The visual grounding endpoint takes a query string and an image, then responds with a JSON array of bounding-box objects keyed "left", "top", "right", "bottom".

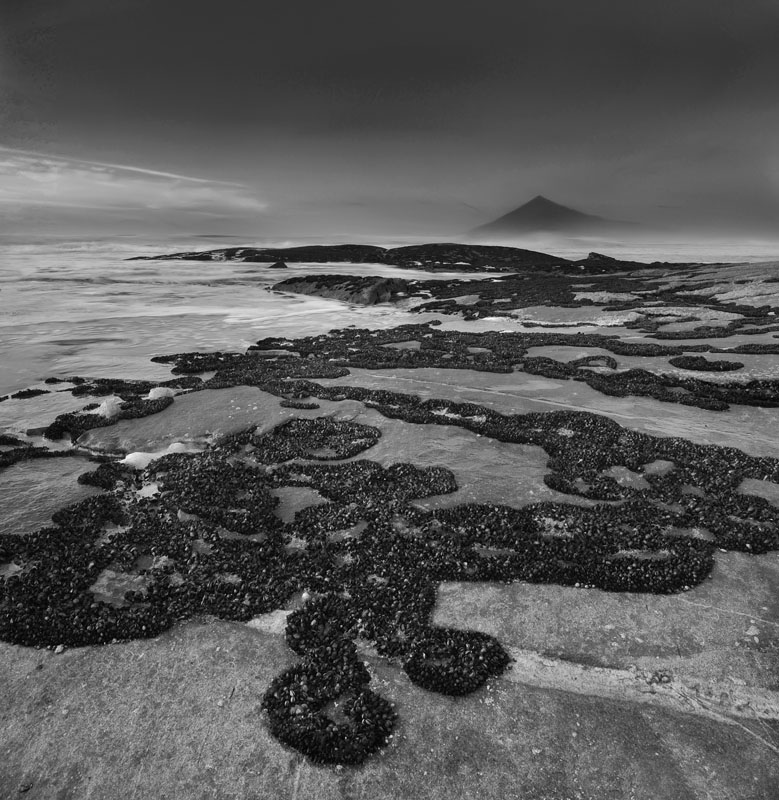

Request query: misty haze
[{"left": 1, "top": 2, "right": 779, "bottom": 799}]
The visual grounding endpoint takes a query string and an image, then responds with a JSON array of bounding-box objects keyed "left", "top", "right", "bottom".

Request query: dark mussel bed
[{"left": 3, "top": 322, "right": 779, "bottom": 765}]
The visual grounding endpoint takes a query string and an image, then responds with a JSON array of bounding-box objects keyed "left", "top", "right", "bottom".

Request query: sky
[{"left": 1, "top": 0, "right": 779, "bottom": 240}]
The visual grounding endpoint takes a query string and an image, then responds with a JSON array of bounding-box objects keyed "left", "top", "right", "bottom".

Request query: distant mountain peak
[
  {"left": 525, "top": 194, "right": 570, "bottom": 207},
  {"left": 471, "top": 195, "right": 631, "bottom": 237}
]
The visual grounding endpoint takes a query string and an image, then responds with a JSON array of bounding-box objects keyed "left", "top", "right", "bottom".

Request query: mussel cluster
[
  {"left": 40, "top": 376, "right": 201, "bottom": 442},
  {"left": 264, "top": 597, "right": 397, "bottom": 764},
  {"left": 77, "top": 460, "right": 135, "bottom": 490},
  {"left": 67, "top": 376, "right": 203, "bottom": 398},
  {"left": 246, "top": 323, "right": 779, "bottom": 411},
  {"left": 651, "top": 317, "right": 779, "bottom": 340},
  {"left": 4, "top": 390, "right": 779, "bottom": 764},
  {"left": 4, "top": 321, "right": 779, "bottom": 765},
  {"left": 220, "top": 417, "right": 381, "bottom": 463},
  {"left": 279, "top": 399, "right": 320, "bottom": 410},
  {"left": 668, "top": 355, "right": 744, "bottom": 372},
  {"left": 0, "top": 442, "right": 75, "bottom": 472},
  {"left": 263, "top": 638, "right": 397, "bottom": 765},
  {"left": 3, "top": 388, "right": 51, "bottom": 401}
]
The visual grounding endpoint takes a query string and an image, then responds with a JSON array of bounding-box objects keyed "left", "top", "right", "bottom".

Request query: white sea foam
[
  {"left": 144, "top": 386, "right": 175, "bottom": 401},
  {"left": 120, "top": 441, "right": 202, "bottom": 470},
  {"left": 95, "top": 396, "right": 124, "bottom": 418}
]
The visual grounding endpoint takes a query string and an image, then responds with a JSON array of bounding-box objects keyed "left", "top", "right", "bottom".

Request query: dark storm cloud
[{"left": 2, "top": 0, "right": 778, "bottom": 235}]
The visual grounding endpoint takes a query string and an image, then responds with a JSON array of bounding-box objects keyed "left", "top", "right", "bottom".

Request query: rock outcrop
[
  {"left": 129, "top": 242, "right": 569, "bottom": 271},
  {"left": 273, "top": 275, "right": 406, "bottom": 305}
]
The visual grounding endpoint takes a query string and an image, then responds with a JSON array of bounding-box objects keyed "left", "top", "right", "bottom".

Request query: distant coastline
[{"left": 129, "top": 241, "right": 696, "bottom": 273}]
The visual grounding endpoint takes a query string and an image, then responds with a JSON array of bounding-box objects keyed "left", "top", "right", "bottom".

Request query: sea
[{"left": 2, "top": 234, "right": 779, "bottom": 402}]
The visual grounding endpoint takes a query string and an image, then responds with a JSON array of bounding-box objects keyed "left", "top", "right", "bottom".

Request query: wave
[{"left": 18, "top": 275, "right": 273, "bottom": 287}]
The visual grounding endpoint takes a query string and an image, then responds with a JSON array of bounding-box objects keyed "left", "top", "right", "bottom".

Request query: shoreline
[{"left": 2, "top": 248, "right": 779, "bottom": 792}]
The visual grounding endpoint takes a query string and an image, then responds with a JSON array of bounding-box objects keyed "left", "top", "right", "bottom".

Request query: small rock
[{"left": 54, "top": 644, "right": 65, "bottom": 655}]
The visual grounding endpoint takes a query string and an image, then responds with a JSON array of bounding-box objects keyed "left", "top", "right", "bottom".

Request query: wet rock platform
[{"left": 2, "top": 254, "right": 779, "bottom": 798}]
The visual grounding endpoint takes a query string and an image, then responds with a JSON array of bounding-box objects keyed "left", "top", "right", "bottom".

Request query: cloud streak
[
  {"left": 0, "top": 147, "right": 267, "bottom": 216},
  {"left": 2, "top": 2, "right": 779, "bottom": 237}
]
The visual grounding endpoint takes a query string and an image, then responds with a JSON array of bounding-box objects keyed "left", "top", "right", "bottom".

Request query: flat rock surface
[
  {"left": 5, "top": 256, "right": 779, "bottom": 798},
  {"left": 2, "top": 620, "right": 778, "bottom": 800},
  {"left": 319, "top": 367, "right": 779, "bottom": 455},
  {"left": 434, "top": 551, "right": 779, "bottom": 688},
  {"left": 78, "top": 386, "right": 318, "bottom": 453}
]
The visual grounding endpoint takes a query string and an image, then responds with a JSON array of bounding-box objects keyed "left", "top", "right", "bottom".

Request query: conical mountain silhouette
[{"left": 471, "top": 195, "right": 630, "bottom": 236}]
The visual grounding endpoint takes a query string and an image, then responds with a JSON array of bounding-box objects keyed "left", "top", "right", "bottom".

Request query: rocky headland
[
  {"left": 130, "top": 242, "right": 691, "bottom": 273},
  {"left": 274, "top": 275, "right": 407, "bottom": 305}
]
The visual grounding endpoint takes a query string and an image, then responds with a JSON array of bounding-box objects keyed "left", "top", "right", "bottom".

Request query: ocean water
[
  {"left": 0, "top": 239, "right": 467, "bottom": 396},
  {"left": 2, "top": 236, "right": 778, "bottom": 401}
]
